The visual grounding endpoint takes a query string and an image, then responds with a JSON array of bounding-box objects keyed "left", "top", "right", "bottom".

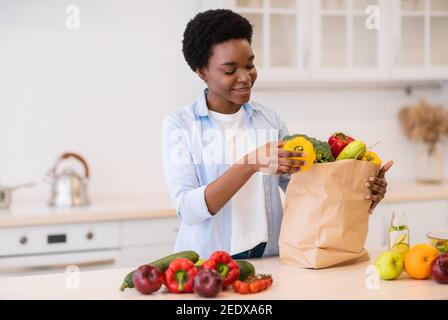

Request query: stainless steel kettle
[{"left": 47, "top": 152, "right": 90, "bottom": 207}]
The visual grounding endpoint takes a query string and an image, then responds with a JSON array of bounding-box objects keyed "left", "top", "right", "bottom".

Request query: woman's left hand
[{"left": 366, "top": 161, "right": 394, "bottom": 214}]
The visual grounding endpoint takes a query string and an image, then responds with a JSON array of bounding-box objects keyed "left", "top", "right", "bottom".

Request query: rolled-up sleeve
[
  {"left": 277, "top": 112, "right": 291, "bottom": 193},
  {"left": 161, "top": 114, "right": 213, "bottom": 225}
]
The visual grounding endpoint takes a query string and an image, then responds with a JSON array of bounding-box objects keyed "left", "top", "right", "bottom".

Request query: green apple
[
  {"left": 391, "top": 243, "right": 409, "bottom": 259},
  {"left": 374, "top": 252, "right": 404, "bottom": 280}
]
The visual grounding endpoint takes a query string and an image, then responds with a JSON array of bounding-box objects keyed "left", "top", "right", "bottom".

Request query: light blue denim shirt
[{"left": 161, "top": 90, "right": 290, "bottom": 259}]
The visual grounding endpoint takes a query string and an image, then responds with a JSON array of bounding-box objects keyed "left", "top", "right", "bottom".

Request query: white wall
[
  {"left": 0, "top": 0, "right": 204, "bottom": 199},
  {"left": 252, "top": 84, "right": 448, "bottom": 183},
  {"left": 1, "top": 0, "right": 447, "bottom": 202}
]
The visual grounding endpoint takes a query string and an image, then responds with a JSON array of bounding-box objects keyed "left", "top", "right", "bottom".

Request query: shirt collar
[{"left": 193, "top": 88, "right": 259, "bottom": 119}]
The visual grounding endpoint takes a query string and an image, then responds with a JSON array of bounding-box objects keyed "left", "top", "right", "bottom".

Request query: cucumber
[
  {"left": 236, "top": 260, "right": 256, "bottom": 281},
  {"left": 119, "top": 250, "right": 199, "bottom": 291}
]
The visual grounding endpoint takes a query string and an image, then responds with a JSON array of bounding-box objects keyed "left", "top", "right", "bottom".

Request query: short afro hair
[{"left": 182, "top": 9, "right": 253, "bottom": 72}]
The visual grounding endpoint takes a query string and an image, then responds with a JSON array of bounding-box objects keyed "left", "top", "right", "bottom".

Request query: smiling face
[{"left": 196, "top": 39, "right": 257, "bottom": 114}]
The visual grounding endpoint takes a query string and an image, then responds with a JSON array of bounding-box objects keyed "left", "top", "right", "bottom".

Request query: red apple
[
  {"left": 132, "top": 265, "right": 163, "bottom": 294},
  {"left": 194, "top": 268, "right": 222, "bottom": 298},
  {"left": 431, "top": 253, "right": 448, "bottom": 284}
]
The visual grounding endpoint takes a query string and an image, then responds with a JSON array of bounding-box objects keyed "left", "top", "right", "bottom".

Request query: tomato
[
  {"left": 249, "top": 281, "right": 261, "bottom": 293},
  {"left": 262, "top": 279, "right": 269, "bottom": 290},
  {"left": 258, "top": 279, "right": 266, "bottom": 291},
  {"left": 232, "top": 274, "right": 273, "bottom": 295},
  {"left": 232, "top": 280, "right": 241, "bottom": 291},
  {"left": 239, "top": 282, "right": 250, "bottom": 294}
]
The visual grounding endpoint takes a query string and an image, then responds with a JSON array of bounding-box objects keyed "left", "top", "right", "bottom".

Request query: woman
[{"left": 161, "top": 9, "right": 392, "bottom": 260}]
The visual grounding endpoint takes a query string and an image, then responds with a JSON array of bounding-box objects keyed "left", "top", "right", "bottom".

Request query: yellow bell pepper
[
  {"left": 362, "top": 150, "right": 382, "bottom": 166},
  {"left": 283, "top": 137, "right": 316, "bottom": 173}
]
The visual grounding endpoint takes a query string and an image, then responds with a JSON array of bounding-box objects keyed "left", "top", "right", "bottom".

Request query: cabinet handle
[
  {"left": 303, "top": 49, "right": 310, "bottom": 68},
  {"left": 0, "top": 259, "right": 116, "bottom": 274},
  {"left": 86, "top": 232, "right": 94, "bottom": 240},
  {"left": 19, "top": 236, "right": 28, "bottom": 245}
]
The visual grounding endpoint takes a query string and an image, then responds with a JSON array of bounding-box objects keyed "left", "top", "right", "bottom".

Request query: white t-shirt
[{"left": 209, "top": 106, "right": 268, "bottom": 255}]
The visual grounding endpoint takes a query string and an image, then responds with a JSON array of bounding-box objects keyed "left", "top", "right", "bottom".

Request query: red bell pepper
[
  {"left": 328, "top": 132, "right": 355, "bottom": 159},
  {"left": 163, "top": 258, "right": 198, "bottom": 293},
  {"left": 202, "top": 251, "right": 240, "bottom": 289}
]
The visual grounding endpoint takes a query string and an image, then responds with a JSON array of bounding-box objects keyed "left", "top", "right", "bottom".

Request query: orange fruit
[{"left": 404, "top": 244, "right": 440, "bottom": 279}]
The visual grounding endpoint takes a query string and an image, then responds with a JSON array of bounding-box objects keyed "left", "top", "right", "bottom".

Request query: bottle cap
[{"left": 391, "top": 211, "right": 406, "bottom": 227}]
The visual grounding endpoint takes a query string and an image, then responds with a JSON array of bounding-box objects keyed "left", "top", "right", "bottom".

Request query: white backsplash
[{"left": 253, "top": 86, "right": 448, "bottom": 185}]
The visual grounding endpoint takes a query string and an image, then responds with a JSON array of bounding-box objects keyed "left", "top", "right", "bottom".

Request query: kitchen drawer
[
  {"left": 120, "top": 218, "right": 179, "bottom": 247},
  {"left": 119, "top": 244, "right": 175, "bottom": 268},
  {"left": 0, "top": 249, "right": 120, "bottom": 277},
  {"left": 0, "top": 222, "right": 120, "bottom": 257},
  {"left": 365, "top": 207, "right": 387, "bottom": 249}
]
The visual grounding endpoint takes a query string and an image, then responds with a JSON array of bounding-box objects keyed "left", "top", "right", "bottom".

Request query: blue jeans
[{"left": 231, "top": 242, "right": 267, "bottom": 259}]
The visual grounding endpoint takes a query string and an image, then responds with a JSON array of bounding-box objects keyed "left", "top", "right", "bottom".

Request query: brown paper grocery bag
[{"left": 279, "top": 159, "right": 380, "bottom": 269}]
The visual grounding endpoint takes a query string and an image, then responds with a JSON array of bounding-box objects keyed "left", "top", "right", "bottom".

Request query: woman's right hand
[{"left": 241, "top": 141, "right": 307, "bottom": 175}]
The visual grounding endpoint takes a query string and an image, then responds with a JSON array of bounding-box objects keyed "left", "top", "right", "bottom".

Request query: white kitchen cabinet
[
  {"left": 365, "top": 199, "right": 448, "bottom": 248},
  {"left": 391, "top": 0, "right": 448, "bottom": 80},
  {"left": 120, "top": 218, "right": 179, "bottom": 247},
  {"left": 229, "top": 0, "right": 310, "bottom": 82},
  {"left": 310, "top": 0, "right": 389, "bottom": 81},
  {"left": 0, "top": 222, "right": 122, "bottom": 276},
  {"left": 1, "top": 195, "right": 446, "bottom": 276},
  {"left": 0, "top": 222, "right": 120, "bottom": 257},
  {"left": 0, "top": 250, "right": 121, "bottom": 277},
  {"left": 119, "top": 244, "right": 175, "bottom": 268},
  {"left": 226, "top": 0, "right": 448, "bottom": 86},
  {"left": 365, "top": 205, "right": 387, "bottom": 248},
  {"left": 0, "top": 217, "right": 180, "bottom": 276},
  {"left": 119, "top": 218, "right": 179, "bottom": 267}
]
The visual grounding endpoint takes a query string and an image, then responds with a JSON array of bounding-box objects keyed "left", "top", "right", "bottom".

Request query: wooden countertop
[
  {"left": 0, "top": 250, "right": 446, "bottom": 300},
  {"left": 0, "top": 181, "right": 447, "bottom": 228},
  {"left": 0, "top": 194, "right": 177, "bottom": 228},
  {"left": 382, "top": 181, "right": 448, "bottom": 203}
]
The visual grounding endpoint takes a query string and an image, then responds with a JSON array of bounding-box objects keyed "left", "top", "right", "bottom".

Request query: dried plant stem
[{"left": 399, "top": 99, "right": 448, "bottom": 155}]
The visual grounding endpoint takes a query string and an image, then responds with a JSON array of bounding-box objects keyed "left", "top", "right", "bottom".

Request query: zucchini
[
  {"left": 150, "top": 250, "right": 200, "bottom": 271},
  {"left": 119, "top": 250, "right": 199, "bottom": 291},
  {"left": 236, "top": 260, "right": 256, "bottom": 281}
]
